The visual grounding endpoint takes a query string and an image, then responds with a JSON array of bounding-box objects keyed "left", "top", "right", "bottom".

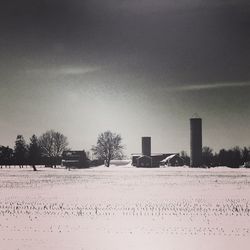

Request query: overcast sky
[{"left": 0, "top": 0, "right": 250, "bottom": 155}]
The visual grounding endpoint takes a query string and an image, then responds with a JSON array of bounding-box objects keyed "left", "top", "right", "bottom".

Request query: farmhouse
[{"left": 62, "top": 150, "right": 89, "bottom": 168}]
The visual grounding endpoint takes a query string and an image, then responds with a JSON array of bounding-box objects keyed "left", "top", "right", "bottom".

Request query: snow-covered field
[{"left": 0, "top": 164, "right": 250, "bottom": 250}]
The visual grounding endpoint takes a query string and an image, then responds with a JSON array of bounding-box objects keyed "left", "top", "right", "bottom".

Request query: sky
[{"left": 0, "top": 0, "right": 250, "bottom": 156}]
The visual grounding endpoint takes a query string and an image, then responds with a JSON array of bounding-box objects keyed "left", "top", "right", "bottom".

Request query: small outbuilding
[
  {"left": 132, "top": 155, "right": 140, "bottom": 166},
  {"left": 160, "top": 154, "right": 184, "bottom": 167}
]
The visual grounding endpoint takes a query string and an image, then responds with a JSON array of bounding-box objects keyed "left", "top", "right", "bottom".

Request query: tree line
[
  {"left": 181, "top": 146, "right": 250, "bottom": 168},
  {"left": 1, "top": 129, "right": 249, "bottom": 169},
  {"left": 0, "top": 130, "right": 124, "bottom": 170},
  {"left": 0, "top": 130, "right": 69, "bottom": 171},
  {"left": 202, "top": 146, "right": 250, "bottom": 168}
]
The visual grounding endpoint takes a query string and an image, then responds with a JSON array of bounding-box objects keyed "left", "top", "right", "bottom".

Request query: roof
[
  {"left": 160, "top": 154, "right": 178, "bottom": 162},
  {"left": 138, "top": 155, "right": 152, "bottom": 159},
  {"left": 62, "top": 160, "right": 79, "bottom": 163},
  {"left": 131, "top": 153, "right": 176, "bottom": 156},
  {"left": 63, "top": 150, "right": 84, "bottom": 154}
]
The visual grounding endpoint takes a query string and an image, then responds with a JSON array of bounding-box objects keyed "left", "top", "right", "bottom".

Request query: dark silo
[
  {"left": 142, "top": 137, "right": 151, "bottom": 157},
  {"left": 190, "top": 118, "right": 202, "bottom": 167}
]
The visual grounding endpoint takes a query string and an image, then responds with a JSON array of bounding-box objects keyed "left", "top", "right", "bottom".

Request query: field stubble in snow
[{"left": 0, "top": 165, "right": 250, "bottom": 250}]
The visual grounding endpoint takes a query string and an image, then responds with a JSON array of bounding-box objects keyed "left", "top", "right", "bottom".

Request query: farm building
[
  {"left": 133, "top": 153, "right": 179, "bottom": 168},
  {"left": 132, "top": 155, "right": 140, "bottom": 166},
  {"left": 136, "top": 155, "right": 152, "bottom": 167},
  {"left": 62, "top": 150, "right": 90, "bottom": 168},
  {"left": 132, "top": 137, "right": 180, "bottom": 168},
  {"left": 159, "top": 154, "right": 184, "bottom": 167}
]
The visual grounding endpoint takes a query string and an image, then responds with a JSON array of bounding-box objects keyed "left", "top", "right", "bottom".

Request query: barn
[
  {"left": 136, "top": 155, "right": 152, "bottom": 167},
  {"left": 62, "top": 150, "right": 89, "bottom": 169},
  {"left": 132, "top": 137, "right": 180, "bottom": 168},
  {"left": 159, "top": 154, "right": 184, "bottom": 167}
]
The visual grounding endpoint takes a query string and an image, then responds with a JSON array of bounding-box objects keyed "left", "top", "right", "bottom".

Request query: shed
[{"left": 160, "top": 154, "right": 184, "bottom": 166}]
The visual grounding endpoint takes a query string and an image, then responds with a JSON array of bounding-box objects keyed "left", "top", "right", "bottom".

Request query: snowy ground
[{"left": 0, "top": 164, "right": 250, "bottom": 250}]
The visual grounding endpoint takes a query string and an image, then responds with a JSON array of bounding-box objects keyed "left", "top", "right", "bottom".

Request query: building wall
[
  {"left": 132, "top": 155, "right": 140, "bottom": 166},
  {"left": 168, "top": 155, "right": 184, "bottom": 166},
  {"left": 133, "top": 154, "right": 175, "bottom": 168},
  {"left": 62, "top": 150, "right": 89, "bottom": 168},
  {"left": 152, "top": 154, "right": 169, "bottom": 167},
  {"left": 137, "top": 156, "right": 152, "bottom": 167}
]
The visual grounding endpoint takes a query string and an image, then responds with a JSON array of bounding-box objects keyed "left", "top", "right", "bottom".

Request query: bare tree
[
  {"left": 91, "top": 131, "right": 124, "bottom": 167},
  {"left": 202, "top": 146, "right": 214, "bottom": 166},
  {"left": 242, "top": 147, "right": 250, "bottom": 164},
  {"left": 180, "top": 150, "right": 190, "bottom": 166},
  {"left": 39, "top": 130, "right": 69, "bottom": 167},
  {"left": 39, "top": 131, "right": 54, "bottom": 158},
  {"left": 53, "top": 132, "right": 69, "bottom": 156}
]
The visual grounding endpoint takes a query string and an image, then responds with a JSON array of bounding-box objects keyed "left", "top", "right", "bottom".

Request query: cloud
[
  {"left": 164, "top": 81, "right": 250, "bottom": 92},
  {"left": 26, "top": 66, "right": 98, "bottom": 76},
  {"left": 1, "top": 0, "right": 250, "bottom": 86},
  {"left": 55, "top": 67, "right": 98, "bottom": 76}
]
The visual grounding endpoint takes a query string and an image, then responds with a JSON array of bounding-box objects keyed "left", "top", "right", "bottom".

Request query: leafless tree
[
  {"left": 91, "top": 131, "right": 124, "bottom": 167},
  {"left": 180, "top": 150, "right": 190, "bottom": 165},
  {"left": 202, "top": 146, "right": 214, "bottom": 166},
  {"left": 53, "top": 132, "right": 69, "bottom": 156},
  {"left": 39, "top": 130, "right": 69, "bottom": 167}
]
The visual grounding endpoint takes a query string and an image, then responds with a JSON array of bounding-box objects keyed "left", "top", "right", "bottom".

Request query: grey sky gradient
[{"left": 0, "top": 0, "right": 250, "bottom": 155}]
